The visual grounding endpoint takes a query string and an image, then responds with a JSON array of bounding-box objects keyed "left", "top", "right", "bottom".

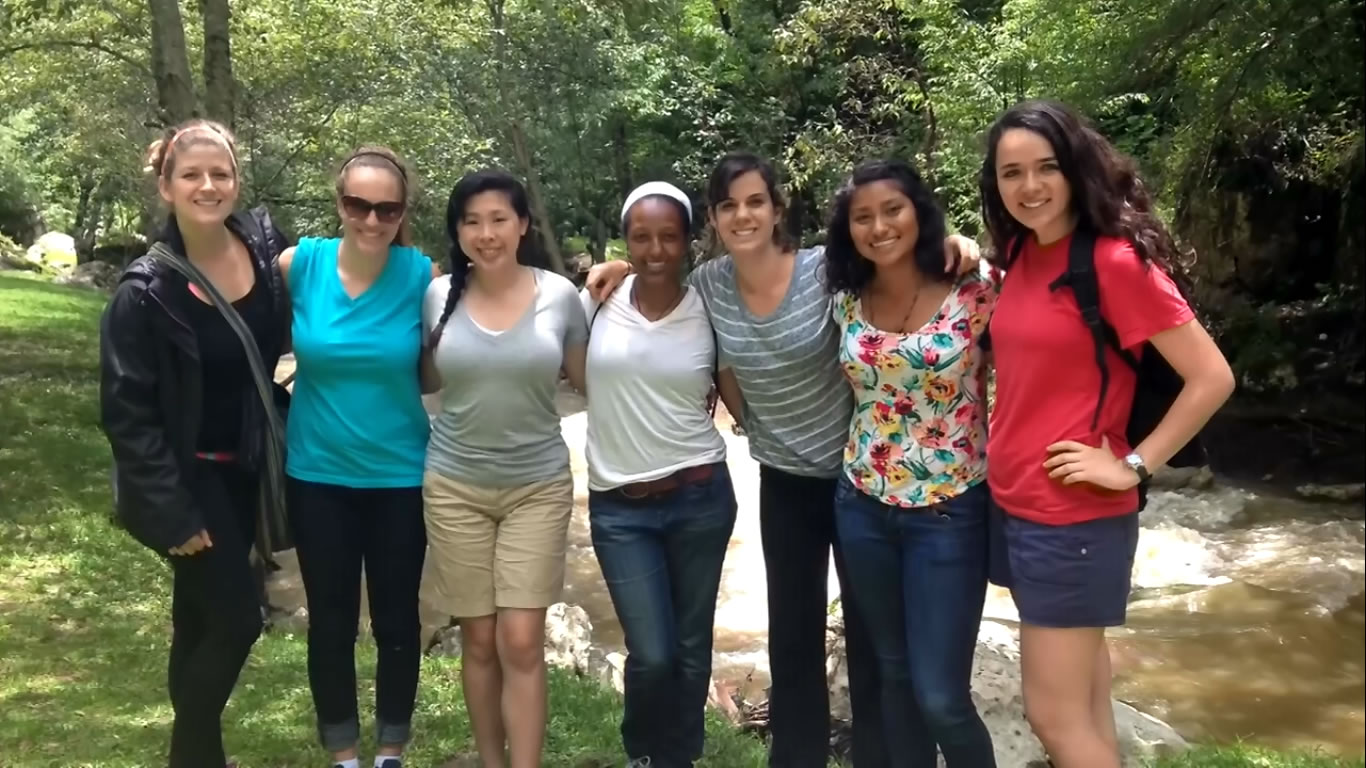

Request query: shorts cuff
[{"left": 496, "top": 590, "right": 561, "bottom": 611}]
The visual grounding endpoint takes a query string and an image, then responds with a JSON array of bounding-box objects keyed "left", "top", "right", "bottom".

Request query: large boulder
[
  {"left": 825, "top": 618, "right": 1189, "bottom": 767},
  {"left": 25, "top": 232, "right": 77, "bottom": 274}
]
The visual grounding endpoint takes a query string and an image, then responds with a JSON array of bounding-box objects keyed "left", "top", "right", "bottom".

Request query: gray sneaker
[{"left": 626, "top": 759, "right": 652, "bottom": 768}]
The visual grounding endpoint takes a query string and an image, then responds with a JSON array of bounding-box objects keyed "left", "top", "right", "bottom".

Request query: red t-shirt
[{"left": 987, "top": 233, "right": 1194, "bottom": 525}]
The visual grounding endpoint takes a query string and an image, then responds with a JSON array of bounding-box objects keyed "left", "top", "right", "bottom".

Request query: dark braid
[{"left": 429, "top": 245, "right": 469, "bottom": 348}]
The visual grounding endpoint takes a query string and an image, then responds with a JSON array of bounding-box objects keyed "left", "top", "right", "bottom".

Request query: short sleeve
[
  {"left": 413, "top": 248, "right": 435, "bottom": 288},
  {"left": 1094, "top": 237, "right": 1195, "bottom": 350},
  {"left": 290, "top": 237, "right": 318, "bottom": 296},
  {"left": 559, "top": 278, "right": 589, "bottom": 346},
  {"left": 579, "top": 287, "right": 600, "bottom": 332},
  {"left": 423, "top": 275, "right": 451, "bottom": 335}
]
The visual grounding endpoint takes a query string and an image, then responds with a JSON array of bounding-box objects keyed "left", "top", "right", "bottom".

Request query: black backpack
[{"left": 1008, "top": 230, "right": 1208, "bottom": 508}]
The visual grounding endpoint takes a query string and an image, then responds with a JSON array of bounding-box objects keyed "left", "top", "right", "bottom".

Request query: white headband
[{"left": 621, "top": 181, "right": 693, "bottom": 228}]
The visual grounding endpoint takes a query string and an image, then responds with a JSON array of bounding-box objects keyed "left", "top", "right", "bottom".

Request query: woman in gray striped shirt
[{"left": 588, "top": 152, "right": 979, "bottom": 767}]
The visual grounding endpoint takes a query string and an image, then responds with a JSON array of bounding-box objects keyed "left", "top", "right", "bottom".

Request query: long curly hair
[
  {"left": 823, "top": 158, "right": 949, "bottom": 295},
  {"left": 979, "top": 99, "right": 1187, "bottom": 278}
]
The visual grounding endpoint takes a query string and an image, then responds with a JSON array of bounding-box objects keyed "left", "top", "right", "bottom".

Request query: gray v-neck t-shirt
[
  {"left": 688, "top": 246, "right": 852, "bottom": 477},
  {"left": 423, "top": 267, "right": 589, "bottom": 487}
]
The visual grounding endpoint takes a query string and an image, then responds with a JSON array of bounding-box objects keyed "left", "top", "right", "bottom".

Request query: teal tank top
[{"left": 285, "top": 237, "right": 432, "bottom": 487}]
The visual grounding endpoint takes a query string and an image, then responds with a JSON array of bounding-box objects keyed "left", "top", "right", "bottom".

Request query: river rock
[
  {"left": 544, "top": 602, "right": 594, "bottom": 671},
  {"left": 55, "top": 260, "right": 120, "bottom": 291},
  {"left": 25, "top": 232, "right": 77, "bottom": 273},
  {"left": 585, "top": 645, "right": 627, "bottom": 694},
  {"left": 1295, "top": 482, "right": 1366, "bottom": 502},
  {"left": 1151, "top": 465, "right": 1215, "bottom": 490},
  {"left": 825, "top": 614, "right": 853, "bottom": 720},
  {"left": 824, "top": 619, "right": 1188, "bottom": 767}
]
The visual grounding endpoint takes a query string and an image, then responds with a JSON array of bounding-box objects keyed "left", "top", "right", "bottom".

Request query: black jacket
[{"left": 99, "top": 206, "right": 291, "bottom": 554}]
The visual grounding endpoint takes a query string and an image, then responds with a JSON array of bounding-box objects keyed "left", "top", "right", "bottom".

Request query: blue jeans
[
  {"left": 589, "top": 463, "right": 738, "bottom": 767},
  {"left": 834, "top": 478, "right": 996, "bottom": 768}
]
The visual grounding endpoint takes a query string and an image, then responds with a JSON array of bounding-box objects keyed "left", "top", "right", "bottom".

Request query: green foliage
[{"left": 0, "top": 0, "right": 1361, "bottom": 379}]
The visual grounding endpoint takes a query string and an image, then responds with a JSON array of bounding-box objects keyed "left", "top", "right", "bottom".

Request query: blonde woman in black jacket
[{"left": 98, "top": 118, "right": 290, "bottom": 768}]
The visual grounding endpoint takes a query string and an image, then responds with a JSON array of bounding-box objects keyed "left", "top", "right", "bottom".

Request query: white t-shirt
[{"left": 580, "top": 275, "right": 727, "bottom": 491}]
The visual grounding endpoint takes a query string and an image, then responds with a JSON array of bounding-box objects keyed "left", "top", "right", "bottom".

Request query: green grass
[
  {"left": 1, "top": 273, "right": 1361, "bottom": 768},
  {"left": 0, "top": 275, "right": 768, "bottom": 767},
  {"left": 1158, "top": 746, "right": 1365, "bottom": 768}
]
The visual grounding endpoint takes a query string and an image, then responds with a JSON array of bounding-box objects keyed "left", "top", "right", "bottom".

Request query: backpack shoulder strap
[{"left": 1047, "top": 228, "right": 1123, "bottom": 431}]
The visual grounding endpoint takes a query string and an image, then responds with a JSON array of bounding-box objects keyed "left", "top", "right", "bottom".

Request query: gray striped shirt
[{"left": 688, "top": 247, "right": 851, "bottom": 477}]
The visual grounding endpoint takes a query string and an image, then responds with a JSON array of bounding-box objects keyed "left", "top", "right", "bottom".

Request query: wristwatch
[{"left": 1123, "top": 452, "right": 1151, "bottom": 484}]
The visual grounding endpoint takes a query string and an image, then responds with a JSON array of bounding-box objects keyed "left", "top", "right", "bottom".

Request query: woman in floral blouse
[{"left": 823, "top": 158, "right": 998, "bottom": 768}]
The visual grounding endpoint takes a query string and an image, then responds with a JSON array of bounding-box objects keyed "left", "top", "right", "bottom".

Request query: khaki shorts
[{"left": 421, "top": 469, "right": 574, "bottom": 618}]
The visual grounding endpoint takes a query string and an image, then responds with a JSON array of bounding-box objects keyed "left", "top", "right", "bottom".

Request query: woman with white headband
[{"left": 579, "top": 181, "right": 736, "bottom": 768}]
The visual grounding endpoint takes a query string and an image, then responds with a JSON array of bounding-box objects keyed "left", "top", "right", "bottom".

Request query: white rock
[
  {"left": 26, "top": 232, "right": 77, "bottom": 273},
  {"left": 544, "top": 602, "right": 594, "bottom": 673},
  {"left": 824, "top": 619, "right": 1188, "bottom": 767}
]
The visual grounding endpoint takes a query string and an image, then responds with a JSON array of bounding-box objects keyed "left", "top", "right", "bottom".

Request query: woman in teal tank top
[{"left": 278, "top": 145, "right": 437, "bottom": 768}]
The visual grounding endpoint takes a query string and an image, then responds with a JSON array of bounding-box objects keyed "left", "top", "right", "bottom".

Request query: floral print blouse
[{"left": 834, "top": 269, "right": 999, "bottom": 507}]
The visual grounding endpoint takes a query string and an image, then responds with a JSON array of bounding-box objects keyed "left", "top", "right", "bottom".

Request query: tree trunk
[
  {"left": 200, "top": 0, "right": 235, "bottom": 127},
  {"left": 592, "top": 215, "right": 607, "bottom": 263},
  {"left": 508, "top": 120, "right": 567, "bottom": 274},
  {"left": 147, "top": 0, "right": 198, "bottom": 124},
  {"left": 72, "top": 174, "right": 98, "bottom": 263},
  {"left": 612, "top": 114, "right": 632, "bottom": 201}
]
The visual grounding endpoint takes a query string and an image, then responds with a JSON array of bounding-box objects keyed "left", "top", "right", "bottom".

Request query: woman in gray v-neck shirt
[{"left": 419, "top": 169, "right": 588, "bottom": 768}]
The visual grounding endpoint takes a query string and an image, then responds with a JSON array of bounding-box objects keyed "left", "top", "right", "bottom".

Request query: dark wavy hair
[
  {"left": 979, "top": 99, "right": 1184, "bottom": 276},
  {"left": 706, "top": 151, "right": 795, "bottom": 250},
  {"left": 823, "top": 159, "right": 948, "bottom": 295},
  {"left": 427, "top": 169, "right": 548, "bottom": 347}
]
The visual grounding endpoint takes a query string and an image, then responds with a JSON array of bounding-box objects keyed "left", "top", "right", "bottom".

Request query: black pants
[
  {"left": 167, "top": 459, "right": 263, "bottom": 768},
  {"left": 759, "top": 465, "right": 887, "bottom": 768},
  {"left": 286, "top": 478, "right": 426, "bottom": 751}
]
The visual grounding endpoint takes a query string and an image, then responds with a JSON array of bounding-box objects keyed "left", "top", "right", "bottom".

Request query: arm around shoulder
[{"left": 584, "top": 259, "right": 631, "bottom": 301}]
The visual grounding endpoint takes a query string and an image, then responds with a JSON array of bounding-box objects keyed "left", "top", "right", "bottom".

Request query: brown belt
[{"left": 615, "top": 463, "right": 718, "bottom": 500}]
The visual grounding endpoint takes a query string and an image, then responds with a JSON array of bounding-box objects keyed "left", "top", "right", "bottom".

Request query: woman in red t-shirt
[{"left": 978, "top": 100, "right": 1235, "bottom": 768}]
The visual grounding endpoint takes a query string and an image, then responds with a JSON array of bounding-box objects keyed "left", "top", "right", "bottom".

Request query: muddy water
[{"left": 558, "top": 402, "right": 1366, "bottom": 756}]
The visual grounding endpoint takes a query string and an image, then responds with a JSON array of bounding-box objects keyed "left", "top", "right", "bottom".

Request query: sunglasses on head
[{"left": 340, "top": 195, "right": 405, "bottom": 224}]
